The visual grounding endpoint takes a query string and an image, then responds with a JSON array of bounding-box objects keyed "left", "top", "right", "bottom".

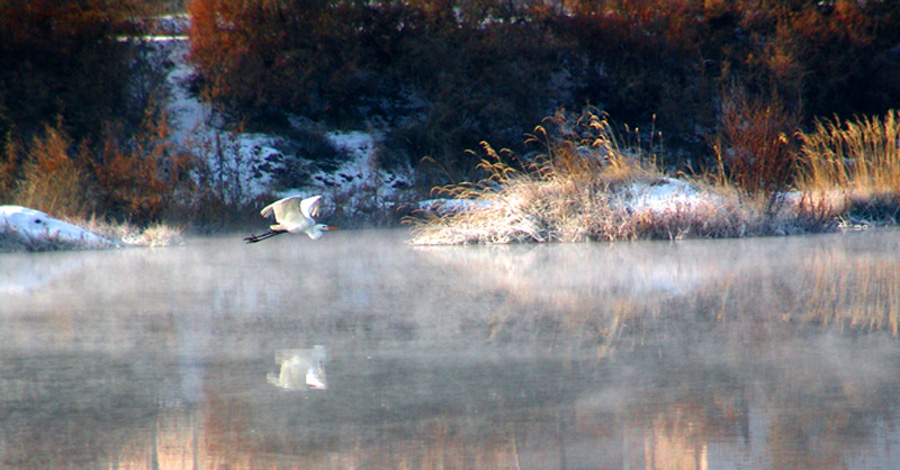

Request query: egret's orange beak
[{"left": 326, "top": 226, "right": 339, "bottom": 231}]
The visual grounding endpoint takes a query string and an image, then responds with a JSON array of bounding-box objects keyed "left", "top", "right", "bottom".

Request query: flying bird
[{"left": 244, "top": 195, "right": 337, "bottom": 243}]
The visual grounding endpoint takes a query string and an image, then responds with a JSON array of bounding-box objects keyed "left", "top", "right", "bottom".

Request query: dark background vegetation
[
  {"left": 187, "top": 0, "right": 900, "bottom": 175},
  {"left": 2, "top": 0, "right": 899, "bottom": 226}
]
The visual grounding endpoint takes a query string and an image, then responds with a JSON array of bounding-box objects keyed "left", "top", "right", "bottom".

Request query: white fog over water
[{"left": 2, "top": 228, "right": 900, "bottom": 468}]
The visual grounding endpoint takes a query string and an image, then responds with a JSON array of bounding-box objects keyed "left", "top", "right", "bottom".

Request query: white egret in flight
[{"left": 244, "top": 195, "right": 337, "bottom": 243}]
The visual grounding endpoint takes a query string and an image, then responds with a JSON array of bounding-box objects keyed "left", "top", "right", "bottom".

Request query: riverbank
[
  {"left": 408, "top": 111, "right": 900, "bottom": 245},
  {"left": 0, "top": 206, "right": 183, "bottom": 252}
]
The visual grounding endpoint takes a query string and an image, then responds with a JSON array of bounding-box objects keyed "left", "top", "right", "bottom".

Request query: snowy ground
[
  {"left": 418, "top": 177, "right": 721, "bottom": 215},
  {"left": 154, "top": 28, "right": 415, "bottom": 215},
  {"left": 0, "top": 206, "right": 113, "bottom": 250}
]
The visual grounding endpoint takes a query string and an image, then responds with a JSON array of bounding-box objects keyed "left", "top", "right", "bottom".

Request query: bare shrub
[
  {"left": 181, "top": 123, "right": 273, "bottom": 230},
  {"left": 712, "top": 87, "right": 799, "bottom": 212},
  {"left": 1, "top": 131, "right": 20, "bottom": 197}
]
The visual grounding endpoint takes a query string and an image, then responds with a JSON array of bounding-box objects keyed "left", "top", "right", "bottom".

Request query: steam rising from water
[{"left": 1, "top": 228, "right": 900, "bottom": 468}]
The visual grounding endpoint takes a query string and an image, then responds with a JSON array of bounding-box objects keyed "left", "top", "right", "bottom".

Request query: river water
[{"left": 1, "top": 228, "right": 899, "bottom": 469}]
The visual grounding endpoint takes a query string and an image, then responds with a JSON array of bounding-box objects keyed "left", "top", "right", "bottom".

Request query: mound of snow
[
  {"left": 0, "top": 206, "right": 112, "bottom": 248},
  {"left": 417, "top": 178, "right": 718, "bottom": 215},
  {"left": 619, "top": 178, "right": 715, "bottom": 212}
]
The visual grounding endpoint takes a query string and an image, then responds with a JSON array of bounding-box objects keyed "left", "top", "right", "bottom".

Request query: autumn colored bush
[
  {"left": 10, "top": 121, "right": 92, "bottom": 220},
  {"left": 0, "top": 131, "right": 19, "bottom": 197},
  {"left": 712, "top": 87, "right": 799, "bottom": 211},
  {"left": 187, "top": 0, "right": 570, "bottom": 184},
  {"left": 1, "top": 110, "right": 196, "bottom": 227},
  {"left": 186, "top": 0, "right": 900, "bottom": 186},
  {"left": 93, "top": 112, "right": 197, "bottom": 225}
]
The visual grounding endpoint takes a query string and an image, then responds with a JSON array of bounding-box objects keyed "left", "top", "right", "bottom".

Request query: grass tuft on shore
[
  {"left": 796, "top": 110, "right": 900, "bottom": 226},
  {"left": 91, "top": 220, "right": 186, "bottom": 248},
  {"left": 409, "top": 109, "right": 900, "bottom": 245},
  {"left": 409, "top": 111, "right": 781, "bottom": 245}
]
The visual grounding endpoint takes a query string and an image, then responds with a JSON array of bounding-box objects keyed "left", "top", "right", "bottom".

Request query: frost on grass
[
  {"left": 407, "top": 111, "right": 836, "bottom": 246},
  {"left": 409, "top": 175, "right": 757, "bottom": 245}
]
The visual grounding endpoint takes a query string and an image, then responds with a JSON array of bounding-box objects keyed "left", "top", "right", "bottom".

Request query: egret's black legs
[{"left": 244, "top": 230, "right": 285, "bottom": 243}]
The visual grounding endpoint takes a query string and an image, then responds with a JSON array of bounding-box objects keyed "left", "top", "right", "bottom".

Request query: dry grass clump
[
  {"left": 409, "top": 111, "right": 766, "bottom": 245},
  {"left": 796, "top": 110, "right": 900, "bottom": 225},
  {"left": 88, "top": 220, "right": 185, "bottom": 248}
]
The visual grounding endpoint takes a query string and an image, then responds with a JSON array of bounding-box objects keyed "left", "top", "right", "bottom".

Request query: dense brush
[{"left": 408, "top": 111, "right": 772, "bottom": 245}]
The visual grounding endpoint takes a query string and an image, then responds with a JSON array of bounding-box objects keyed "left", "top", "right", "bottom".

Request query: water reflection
[
  {"left": 267, "top": 345, "right": 328, "bottom": 391},
  {"left": 1, "top": 229, "right": 899, "bottom": 468}
]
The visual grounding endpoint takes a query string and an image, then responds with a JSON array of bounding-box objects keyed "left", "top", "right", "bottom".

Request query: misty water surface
[{"left": 2, "top": 228, "right": 900, "bottom": 469}]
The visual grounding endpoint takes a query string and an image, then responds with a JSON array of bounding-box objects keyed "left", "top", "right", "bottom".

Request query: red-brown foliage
[
  {"left": 713, "top": 87, "right": 799, "bottom": 208},
  {"left": 184, "top": 0, "right": 895, "bottom": 180},
  {"left": 11, "top": 121, "right": 91, "bottom": 220},
  {"left": 93, "top": 113, "right": 195, "bottom": 224}
]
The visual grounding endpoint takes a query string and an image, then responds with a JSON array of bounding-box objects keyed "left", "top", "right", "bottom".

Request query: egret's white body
[{"left": 244, "top": 195, "right": 336, "bottom": 243}]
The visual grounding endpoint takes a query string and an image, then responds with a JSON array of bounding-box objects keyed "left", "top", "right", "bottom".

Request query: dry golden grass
[
  {"left": 796, "top": 110, "right": 900, "bottom": 225},
  {"left": 89, "top": 219, "right": 186, "bottom": 248},
  {"left": 408, "top": 111, "right": 821, "bottom": 245},
  {"left": 411, "top": 107, "right": 900, "bottom": 245},
  {"left": 12, "top": 122, "right": 93, "bottom": 221},
  {"left": 409, "top": 111, "right": 662, "bottom": 244}
]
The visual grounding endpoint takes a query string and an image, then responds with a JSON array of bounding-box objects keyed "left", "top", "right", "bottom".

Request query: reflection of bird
[
  {"left": 244, "top": 195, "right": 337, "bottom": 243},
  {"left": 267, "top": 346, "right": 328, "bottom": 391}
]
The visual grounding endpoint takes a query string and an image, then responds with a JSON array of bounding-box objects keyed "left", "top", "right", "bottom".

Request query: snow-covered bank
[
  {"left": 0, "top": 206, "right": 185, "bottom": 252},
  {"left": 418, "top": 178, "right": 718, "bottom": 215},
  {"left": 147, "top": 33, "right": 417, "bottom": 218},
  {"left": 0, "top": 206, "right": 114, "bottom": 252}
]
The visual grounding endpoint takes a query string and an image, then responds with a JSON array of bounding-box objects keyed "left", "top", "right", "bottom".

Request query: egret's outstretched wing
[
  {"left": 300, "top": 195, "right": 323, "bottom": 218},
  {"left": 260, "top": 197, "right": 286, "bottom": 218},
  {"left": 261, "top": 196, "right": 304, "bottom": 224}
]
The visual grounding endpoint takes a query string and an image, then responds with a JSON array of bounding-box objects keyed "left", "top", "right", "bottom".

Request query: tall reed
[
  {"left": 409, "top": 110, "right": 673, "bottom": 244},
  {"left": 796, "top": 110, "right": 900, "bottom": 222}
]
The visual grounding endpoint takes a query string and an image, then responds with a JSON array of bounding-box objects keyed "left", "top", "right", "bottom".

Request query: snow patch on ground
[
  {"left": 0, "top": 206, "right": 112, "bottom": 248},
  {"left": 326, "top": 131, "right": 412, "bottom": 193},
  {"left": 417, "top": 178, "right": 720, "bottom": 215},
  {"left": 618, "top": 178, "right": 716, "bottom": 212},
  {"left": 162, "top": 37, "right": 207, "bottom": 145},
  {"left": 149, "top": 36, "right": 413, "bottom": 210},
  {"left": 417, "top": 198, "right": 494, "bottom": 214},
  {"left": 265, "top": 130, "right": 415, "bottom": 222}
]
